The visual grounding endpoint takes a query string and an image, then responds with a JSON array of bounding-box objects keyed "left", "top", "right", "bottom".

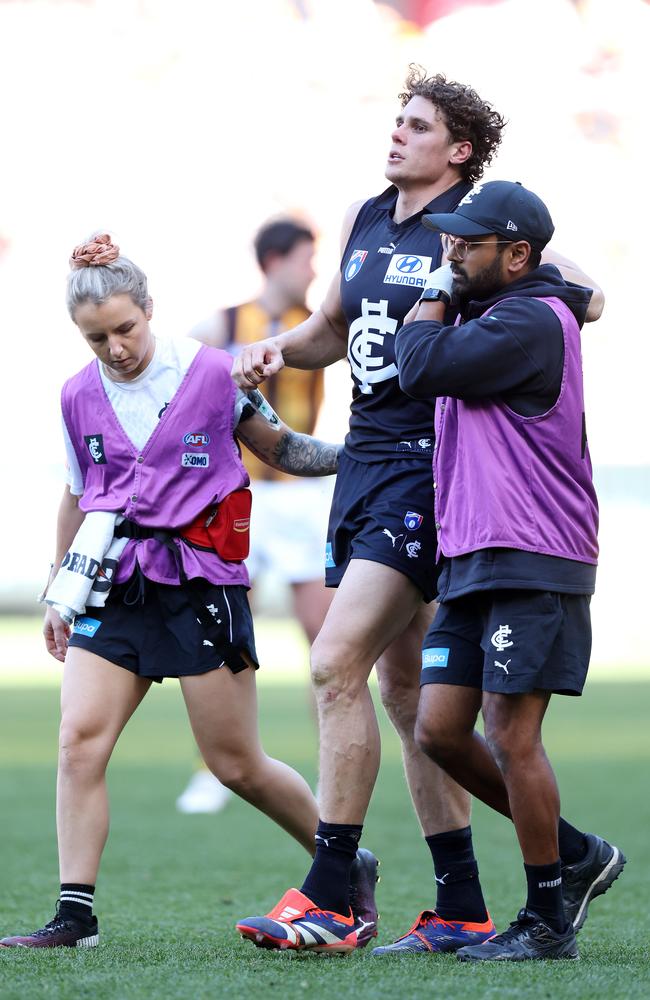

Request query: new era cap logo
[{"left": 506, "top": 220, "right": 518, "bottom": 232}]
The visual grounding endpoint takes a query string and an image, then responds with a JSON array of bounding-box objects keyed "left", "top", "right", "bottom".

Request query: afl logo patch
[
  {"left": 345, "top": 249, "right": 368, "bottom": 282},
  {"left": 84, "top": 434, "right": 106, "bottom": 464},
  {"left": 404, "top": 511, "right": 423, "bottom": 531},
  {"left": 183, "top": 432, "right": 210, "bottom": 447}
]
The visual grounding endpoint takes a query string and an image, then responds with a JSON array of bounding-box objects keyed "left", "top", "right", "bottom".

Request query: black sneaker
[
  {"left": 349, "top": 848, "right": 380, "bottom": 947},
  {"left": 562, "top": 833, "right": 626, "bottom": 931},
  {"left": 456, "top": 908, "right": 578, "bottom": 962},
  {"left": 0, "top": 908, "right": 99, "bottom": 949}
]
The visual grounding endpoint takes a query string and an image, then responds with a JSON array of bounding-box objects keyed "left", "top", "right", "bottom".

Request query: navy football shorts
[
  {"left": 420, "top": 589, "right": 591, "bottom": 696},
  {"left": 68, "top": 577, "right": 259, "bottom": 682},
  {"left": 325, "top": 452, "right": 439, "bottom": 602}
]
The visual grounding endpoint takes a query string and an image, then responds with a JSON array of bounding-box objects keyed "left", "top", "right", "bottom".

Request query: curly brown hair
[{"left": 399, "top": 65, "right": 505, "bottom": 184}]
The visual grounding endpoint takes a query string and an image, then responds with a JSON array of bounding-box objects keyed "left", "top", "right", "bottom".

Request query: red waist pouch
[{"left": 181, "top": 488, "right": 252, "bottom": 562}]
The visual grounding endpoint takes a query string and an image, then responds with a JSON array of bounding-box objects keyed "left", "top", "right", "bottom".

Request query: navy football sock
[
  {"left": 300, "top": 820, "right": 362, "bottom": 915},
  {"left": 425, "top": 826, "right": 489, "bottom": 923},
  {"left": 524, "top": 860, "right": 567, "bottom": 932},
  {"left": 558, "top": 818, "right": 589, "bottom": 865}
]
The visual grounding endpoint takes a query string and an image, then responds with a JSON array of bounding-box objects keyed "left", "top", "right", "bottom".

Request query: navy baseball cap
[{"left": 423, "top": 180, "right": 555, "bottom": 251}]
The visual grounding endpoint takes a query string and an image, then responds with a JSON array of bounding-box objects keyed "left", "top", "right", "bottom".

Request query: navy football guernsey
[{"left": 340, "top": 181, "right": 470, "bottom": 461}]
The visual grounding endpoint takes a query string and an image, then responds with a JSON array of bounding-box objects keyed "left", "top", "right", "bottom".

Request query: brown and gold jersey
[{"left": 226, "top": 301, "right": 324, "bottom": 481}]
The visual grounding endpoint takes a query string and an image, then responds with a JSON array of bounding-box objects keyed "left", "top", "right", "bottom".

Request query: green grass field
[{"left": 1, "top": 617, "right": 648, "bottom": 999}]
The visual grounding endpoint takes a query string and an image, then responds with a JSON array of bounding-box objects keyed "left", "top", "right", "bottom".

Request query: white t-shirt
[{"left": 64, "top": 338, "right": 248, "bottom": 495}]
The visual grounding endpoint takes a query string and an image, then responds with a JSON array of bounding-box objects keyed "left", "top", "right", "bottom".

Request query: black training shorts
[
  {"left": 68, "top": 576, "right": 258, "bottom": 682},
  {"left": 325, "top": 452, "right": 439, "bottom": 602},
  {"left": 420, "top": 589, "right": 591, "bottom": 696}
]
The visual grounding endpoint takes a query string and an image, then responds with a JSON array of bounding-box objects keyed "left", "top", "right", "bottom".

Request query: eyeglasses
[{"left": 441, "top": 233, "right": 513, "bottom": 261}]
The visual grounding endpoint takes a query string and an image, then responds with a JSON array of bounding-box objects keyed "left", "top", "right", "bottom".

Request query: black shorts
[
  {"left": 420, "top": 590, "right": 591, "bottom": 696},
  {"left": 325, "top": 452, "right": 439, "bottom": 602},
  {"left": 68, "top": 577, "right": 258, "bottom": 683}
]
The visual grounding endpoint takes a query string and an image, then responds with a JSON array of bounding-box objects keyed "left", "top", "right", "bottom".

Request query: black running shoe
[
  {"left": 456, "top": 908, "right": 578, "bottom": 962},
  {"left": 562, "top": 833, "right": 626, "bottom": 931},
  {"left": 349, "top": 848, "right": 380, "bottom": 947},
  {"left": 0, "top": 908, "right": 99, "bottom": 949}
]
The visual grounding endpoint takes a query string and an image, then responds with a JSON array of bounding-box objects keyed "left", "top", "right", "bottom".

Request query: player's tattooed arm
[
  {"left": 235, "top": 393, "right": 341, "bottom": 476},
  {"left": 270, "top": 432, "right": 341, "bottom": 476}
]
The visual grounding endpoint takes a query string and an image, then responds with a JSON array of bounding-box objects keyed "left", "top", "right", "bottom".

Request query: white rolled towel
[{"left": 45, "top": 512, "right": 128, "bottom": 624}]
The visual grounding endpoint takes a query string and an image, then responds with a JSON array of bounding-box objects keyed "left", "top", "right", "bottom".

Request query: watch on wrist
[{"left": 419, "top": 286, "right": 451, "bottom": 305}]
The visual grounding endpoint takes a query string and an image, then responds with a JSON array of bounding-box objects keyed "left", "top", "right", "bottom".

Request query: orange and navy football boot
[
  {"left": 237, "top": 888, "right": 358, "bottom": 954},
  {"left": 372, "top": 910, "right": 495, "bottom": 955}
]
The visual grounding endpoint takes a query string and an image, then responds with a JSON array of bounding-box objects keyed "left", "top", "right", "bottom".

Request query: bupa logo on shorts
[
  {"left": 72, "top": 616, "right": 102, "bottom": 638},
  {"left": 181, "top": 452, "right": 209, "bottom": 468},
  {"left": 422, "top": 647, "right": 449, "bottom": 668},
  {"left": 84, "top": 434, "right": 106, "bottom": 464},
  {"left": 345, "top": 249, "right": 368, "bottom": 282},
  {"left": 325, "top": 542, "right": 336, "bottom": 569},
  {"left": 404, "top": 511, "right": 423, "bottom": 531},
  {"left": 183, "top": 431, "right": 210, "bottom": 447},
  {"left": 383, "top": 253, "right": 432, "bottom": 288}
]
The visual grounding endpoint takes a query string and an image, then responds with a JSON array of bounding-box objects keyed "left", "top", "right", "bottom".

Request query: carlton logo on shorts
[
  {"left": 345, "top": 249, "right": 368, "bottom": 282},
  {"left": 72, "top": 616, "right": 102, "bottom": 638},
  {"left": 422, "top": 647, "right": 449, "bottom": 668},
  {"left": 383, "top": 253, "right": 432, "bottom": 287},
  {"left": 396, "top": 439, "right": 433, "bottom": 454},
  {"left": 84, "top": 434, "right": 106, "bottom": 464},
  {"left": 491, "top": 624, "right": 513, "bottom": 652}
]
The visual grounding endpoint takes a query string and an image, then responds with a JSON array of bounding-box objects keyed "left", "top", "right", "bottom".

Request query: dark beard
[{"left": 452, "top": 254, "right": 505, "bottom": 309}]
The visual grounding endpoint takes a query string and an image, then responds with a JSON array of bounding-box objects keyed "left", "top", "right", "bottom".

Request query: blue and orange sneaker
[
  {"left": 236, "top": 888, "right": 358, "bottom": 954},
  {"left": 371, "top": 910, "right": 495, "bottom": 955}
]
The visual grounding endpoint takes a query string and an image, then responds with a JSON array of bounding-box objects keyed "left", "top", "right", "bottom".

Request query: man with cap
[{"left": 395, "top": 180, "right": 625, "bottom": 961}]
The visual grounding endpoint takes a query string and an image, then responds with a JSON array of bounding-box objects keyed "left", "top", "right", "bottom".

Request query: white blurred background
[{"left": 0, "top": 0, "right": 647, "bottom": 668}]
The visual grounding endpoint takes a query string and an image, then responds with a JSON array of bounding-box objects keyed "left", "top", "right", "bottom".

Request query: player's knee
[
  {"left": 309, "top": 638, "right": 366, "bottom": 705},
  {"left": 207, "top": 750, "right": 261, "bottom": 796},
  {"left": 58, "top": 719, "right": 110, "bottom": 774},
  {"left": 414, "top": 712, "right": 457, "bottom": 764},
  {"left": 482, "top": 717, "right": 514, "bottom": 774},
  {"left": 377, "top": 675, "right": 418, "bottom": 736}
]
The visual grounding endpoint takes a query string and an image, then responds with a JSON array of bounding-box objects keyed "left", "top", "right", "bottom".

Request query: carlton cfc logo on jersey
[
  {"left": 84, "top": 434, "right": 106, "bottom": 465},
  {"left": 345, "top": 249, "right": 368, "bottom": 282},
  {"left": 383, "top": 253, "right": 432, "bottom": 287}
]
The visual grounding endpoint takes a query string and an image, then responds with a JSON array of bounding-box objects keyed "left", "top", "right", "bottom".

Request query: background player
[{"left": 177, "top": 219, "right": 334, "bottom": 813}]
